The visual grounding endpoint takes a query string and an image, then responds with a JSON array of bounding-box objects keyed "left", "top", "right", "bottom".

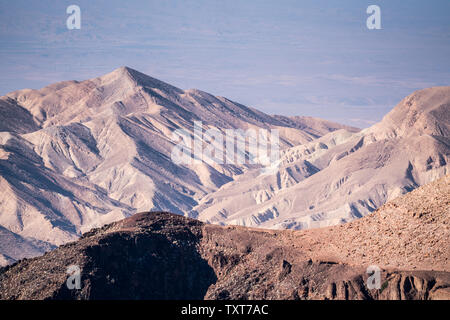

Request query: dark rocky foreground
[{"left": 0, "top": 212, "right": 448, "bottom": 300}]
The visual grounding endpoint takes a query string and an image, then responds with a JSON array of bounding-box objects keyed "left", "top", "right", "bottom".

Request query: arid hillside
[{"left": 1, "top": 175, "right": 448, "bottom": 300}]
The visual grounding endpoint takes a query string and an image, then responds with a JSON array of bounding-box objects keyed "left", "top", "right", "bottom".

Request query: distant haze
[{"left": 0, "top": 0, "right": 449, "bottom": 127}]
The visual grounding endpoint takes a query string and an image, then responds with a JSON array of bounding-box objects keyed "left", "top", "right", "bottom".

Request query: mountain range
[
  {"left": 0, "top": 67, "right": 448, "bottom": 266},
  {"left": 195, "top": 86, "right": 450, "bottom": 229}
]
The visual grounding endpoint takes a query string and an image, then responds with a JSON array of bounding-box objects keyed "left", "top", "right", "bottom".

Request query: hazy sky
[{"left": 0, "top": 0, "right": 449, "bottom": 127}]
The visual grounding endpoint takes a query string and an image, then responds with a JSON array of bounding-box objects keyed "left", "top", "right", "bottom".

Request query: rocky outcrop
[{"left": 0, "top": 212, "right": 216, "bottom": 300}]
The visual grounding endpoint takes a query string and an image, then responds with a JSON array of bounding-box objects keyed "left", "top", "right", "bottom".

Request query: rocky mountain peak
[{"left": 100, "top": 66, "right": 184, "bottom": 95}]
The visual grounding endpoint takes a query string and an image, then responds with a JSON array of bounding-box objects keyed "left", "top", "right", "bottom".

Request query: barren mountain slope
[
  {"left": 196, "top": 87, "right": 450, "bottom": 229},
  {"left": 0, "top": 67, "right": 348, "bottom": 265},
  {"left": 1, "top": 175, "right": 448, "bottom": 300},
  {"left": 280, "top": 174, "right": 450, "bottom": 272}
]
